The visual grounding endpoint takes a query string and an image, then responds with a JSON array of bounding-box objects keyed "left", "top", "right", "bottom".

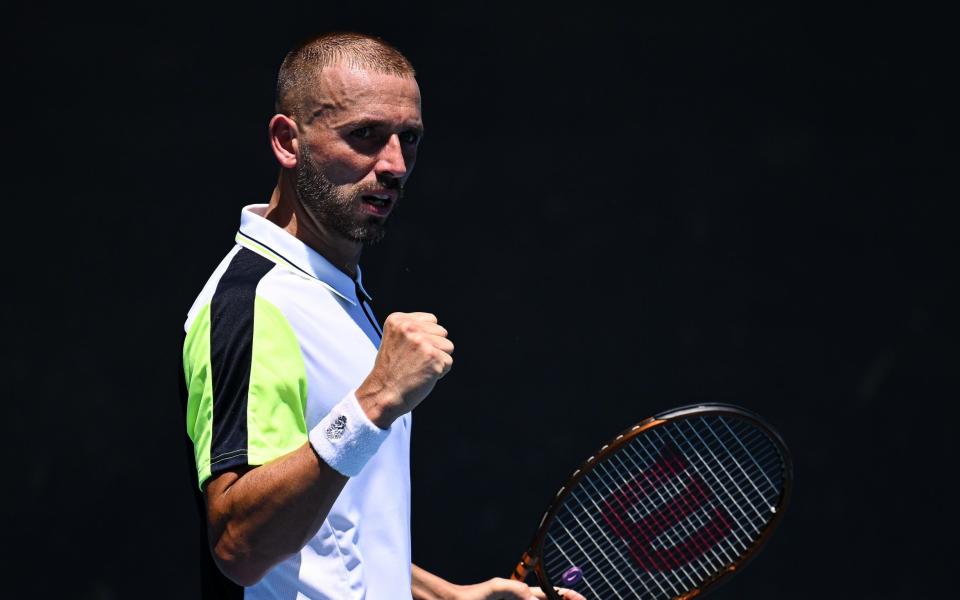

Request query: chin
[
  {"left": 352, "top": 222, "right": 388, "bottom": 245},
  {"left": 360, "top": 229, "right": 387, "bottom": 245}
]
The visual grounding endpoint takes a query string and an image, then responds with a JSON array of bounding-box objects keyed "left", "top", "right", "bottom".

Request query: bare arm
[
  {"left": 203, "top": 312, "right": 454, "bottom": 586},
  {"left": 204, "top": 443, "right": 346, "bottom": 586},
  {"left": 412, "top": 564, "right": 587, "bottom": 600}
]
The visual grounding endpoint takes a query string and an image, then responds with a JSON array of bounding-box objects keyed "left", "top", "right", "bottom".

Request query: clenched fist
[{"left": 356, "top": 312, "right": 454, "bottom": 428}]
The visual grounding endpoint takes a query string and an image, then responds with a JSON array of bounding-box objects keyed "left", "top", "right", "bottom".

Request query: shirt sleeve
[{"left": 182, "top": 288, "right": 308, "bottom": 489}]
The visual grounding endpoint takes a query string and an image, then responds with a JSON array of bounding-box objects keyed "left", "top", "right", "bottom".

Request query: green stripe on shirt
[
  {"left": 247, "top": 295, "right": 309, "bottom": 465},
  {"left": 182, "top": 296, "right": 309, "bottom": 488}
]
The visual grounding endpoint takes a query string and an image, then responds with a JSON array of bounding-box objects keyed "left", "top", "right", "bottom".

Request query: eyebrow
[{"left": 337, "top": 116, "right": 425, "bottom": 134}]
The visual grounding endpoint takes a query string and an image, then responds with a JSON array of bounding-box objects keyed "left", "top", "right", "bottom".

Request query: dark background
[{"left": 4, "top": 2, "right": 957, "bottom": 598}]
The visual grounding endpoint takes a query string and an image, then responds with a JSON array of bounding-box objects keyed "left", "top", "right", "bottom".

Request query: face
[{"left": 294, "top": 65, "right": 423, "bottom": 244}]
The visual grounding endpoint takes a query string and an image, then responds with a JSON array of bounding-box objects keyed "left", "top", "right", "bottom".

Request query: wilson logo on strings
[{"left": 599, "top": 444, "right": 732, "bottom": 572}]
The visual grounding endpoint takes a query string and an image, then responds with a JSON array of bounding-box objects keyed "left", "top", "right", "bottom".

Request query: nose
[{"left": 375, "top": 134, "right": 410, "bottom": 180}]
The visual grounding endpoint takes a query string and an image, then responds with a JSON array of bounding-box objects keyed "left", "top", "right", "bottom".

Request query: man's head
[{"left": 270, "top": 33, "right": 422, "bottom": 245}]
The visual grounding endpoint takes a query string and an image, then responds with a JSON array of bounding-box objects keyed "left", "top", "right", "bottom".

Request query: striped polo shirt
[{"left": 181, "top": 204, "right": 413, "bottom": 599}]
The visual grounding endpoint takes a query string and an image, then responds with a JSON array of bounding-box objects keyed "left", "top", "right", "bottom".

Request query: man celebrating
[{"left": 180, "top": 32, "right": 584, "bottom": 600}]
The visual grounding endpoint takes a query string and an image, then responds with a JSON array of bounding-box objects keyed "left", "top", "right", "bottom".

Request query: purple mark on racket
[{"left": 560, "top": 566, "right": 582, "bottom": 586}]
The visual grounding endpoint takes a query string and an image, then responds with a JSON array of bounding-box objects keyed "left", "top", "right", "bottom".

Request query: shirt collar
[{"left": 236, "top": 204, "right": 371, "bottom": 306}]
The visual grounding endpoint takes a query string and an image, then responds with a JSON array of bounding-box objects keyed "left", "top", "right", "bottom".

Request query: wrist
[
  {"left": 411, "top": 565, "right": 460, "bottom": 600},
  {"left": 308, "top": 391, "right": 392, "bottom": 477},
  {"left": 355, "top": 377, "right": 402, "bottom": 429}
]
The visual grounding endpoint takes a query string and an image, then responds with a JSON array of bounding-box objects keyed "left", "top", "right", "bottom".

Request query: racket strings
[
  {"left": 544, "top": 450, "right": 707, "bottom": 599},
  {"left": 545, "top": 450, "right": 760, "bottom": 599},
  {"left": 555, "top": 418, "right": 780, "bottom": 588},
  {"left": 607, "top": 444, "right": 740, "bottom": 578},
  {"left": 653, "top": 425, "right": 778, "bottom": 534},
  {"left": 548, "top": 442, "right": 746, "bottom": 596},
  {"left": 545, "top": 426, "right": 777, "bottom": 571},
  {"left": 668, "top": 423, "right": 771, "bottom": 520},
  {"left": 554, "top": 482, "right": 654, "bottom": 597},
  {"left": 662, "top": 421, "right": 783, "bottom": 522},
  {"left": 635, "top": 427, "right": 773, "bottom": 570},
  {"left": 717, "top": 418, "right": 779, "bottom": 492},
  {"left": 541, "top": 415, "right": 785, "bottom": 599},
  {"left": 613, "top": 441, "right": 748, "bottom": 555},
  {"left": 560, "top": 460, "right": 700, "bottom": 599},
  {"left": 598, "top": 451, "right": 719, "bottom": 587}
]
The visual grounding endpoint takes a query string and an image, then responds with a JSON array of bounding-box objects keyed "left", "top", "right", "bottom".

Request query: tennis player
[{"left": 179, "top": 32, "right": 585, "bottom": 600}]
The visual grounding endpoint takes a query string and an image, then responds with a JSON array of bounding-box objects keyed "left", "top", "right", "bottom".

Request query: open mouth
[
  {"left": 363, "top": 193, "right": 391, "bottom": 207},
  {"left": 361, "top": 193, "right": 393, "bottom": 216}
]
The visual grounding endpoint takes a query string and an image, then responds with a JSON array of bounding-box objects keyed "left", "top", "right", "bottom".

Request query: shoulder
[
  {"left": 184, "top": 245, "right": 249, "bottom": 332},
  {"left": 184, "top": 247, "right": 282, "bottom": 335},
  {"left": 214, "top": 248, "right": 278, "bottom": 302}
]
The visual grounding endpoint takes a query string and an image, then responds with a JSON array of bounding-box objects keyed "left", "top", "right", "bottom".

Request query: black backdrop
[{"left": 5, "top": 2, "right": 957, "bottom": 598}]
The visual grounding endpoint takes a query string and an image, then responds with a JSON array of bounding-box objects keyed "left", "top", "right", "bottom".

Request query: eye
[
  {"left": 399, "top": 130, "right": 421, "bottom": 145},
  {"left": 351, "top": 126, "right": 373, "bottom": 139}
]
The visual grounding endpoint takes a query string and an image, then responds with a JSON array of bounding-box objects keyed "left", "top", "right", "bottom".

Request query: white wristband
[{"left": 309, "top": 391, "right": 391, "bottom": 477}]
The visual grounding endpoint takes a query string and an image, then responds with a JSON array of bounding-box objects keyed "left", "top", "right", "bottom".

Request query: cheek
[
  {"left": 403, "top": 149, "right": 418, "bottom": 172},
  {"left": 316, "top": 152, "right": 378, "bottom": 186}
]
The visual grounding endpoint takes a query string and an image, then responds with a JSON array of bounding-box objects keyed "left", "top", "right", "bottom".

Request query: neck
[{"left": 263, "top": 172, "right": 362, "bottom": 278}]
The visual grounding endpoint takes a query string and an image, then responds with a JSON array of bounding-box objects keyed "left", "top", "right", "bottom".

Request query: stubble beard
[{"left": 294, "top": 149, "right": 397, "bottom": 245}]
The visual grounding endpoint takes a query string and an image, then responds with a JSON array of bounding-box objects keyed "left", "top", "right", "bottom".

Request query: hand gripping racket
[{"left": 510, "top": 403, "right": 792, "bottom": 599}]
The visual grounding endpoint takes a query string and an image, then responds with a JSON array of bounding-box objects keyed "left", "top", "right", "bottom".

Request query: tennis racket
[{"left": 510, "top": 403, "right": 792, "bottom": 600}]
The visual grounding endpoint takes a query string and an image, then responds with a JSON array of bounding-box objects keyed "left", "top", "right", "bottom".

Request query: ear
[{"left": 269, "top": 114, "right": 299, "bottom": 169}]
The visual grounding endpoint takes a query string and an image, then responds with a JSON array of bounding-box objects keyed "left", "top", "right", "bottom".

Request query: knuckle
[{"left": 385, "top": 314, "right": 406, "bottom": 334}]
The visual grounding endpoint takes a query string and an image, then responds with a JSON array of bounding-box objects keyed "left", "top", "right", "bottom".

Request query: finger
[
  {"left": 413, "top": 322, "right": 449, "bottom": 337},
  {"left": 435, "top": 351, "right": 453, "bottom": 377},
  {"left": 423, "top": 334, "right": 454, "bottom": 354},
  {"left": 405, "top": 312, "right": 438, "bottom": 323}
]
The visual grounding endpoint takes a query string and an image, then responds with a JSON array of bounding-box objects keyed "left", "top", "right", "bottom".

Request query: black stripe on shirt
[{"left": 209, "top": 248, "right": 275, "bottom": 476}]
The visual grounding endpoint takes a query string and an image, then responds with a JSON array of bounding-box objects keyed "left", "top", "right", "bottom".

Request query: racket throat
[{"left": 511, "top": 551, "right": 538, "bottom": 582}]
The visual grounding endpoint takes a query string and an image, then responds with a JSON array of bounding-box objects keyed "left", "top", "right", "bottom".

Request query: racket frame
[{"left": 511, "top": 403, "right": 792, "bottom": 600}]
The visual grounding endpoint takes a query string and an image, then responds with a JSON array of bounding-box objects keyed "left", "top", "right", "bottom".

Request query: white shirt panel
[{"left": 236, "top": 206, "right": 412, "bottom": 600}]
